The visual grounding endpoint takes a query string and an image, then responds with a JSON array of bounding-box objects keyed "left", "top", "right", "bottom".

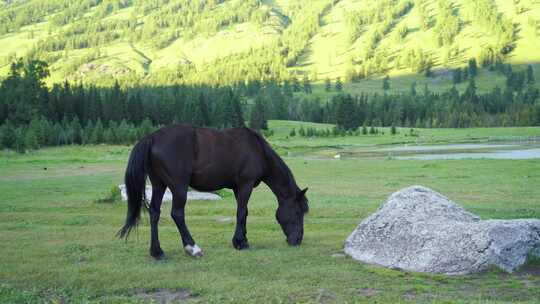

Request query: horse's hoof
[
  {"left": 150, "top": 248, "right": 165, "bottom": 260},
  {"left": 232, "top": 238, "right": 250, "bottom": 250},
  {"left": 184, "top": 244, "right": 204, "bottom": 258}
]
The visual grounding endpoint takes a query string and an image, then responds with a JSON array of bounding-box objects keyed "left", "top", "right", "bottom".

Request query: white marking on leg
[{"left": 184, "top": 244, "right": 203, "bottom": 257}]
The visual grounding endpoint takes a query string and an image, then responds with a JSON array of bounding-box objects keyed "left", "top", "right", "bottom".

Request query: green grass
[
  {"left": 1, "top": 125, "right": 540, "bottom": 303},
  {"left": 268, "top": 120, "right": 540, "bottom": 147}
]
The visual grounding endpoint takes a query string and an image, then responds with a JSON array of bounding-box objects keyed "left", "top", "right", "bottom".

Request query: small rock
[
  {"left": 216, "top": 217, "right": 233, "bottom": 223},
  {"left": 118, "top": 185, "right": 221, "bottom": 202}
]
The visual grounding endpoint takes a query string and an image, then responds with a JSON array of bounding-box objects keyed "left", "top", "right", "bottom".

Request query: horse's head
[{"left": 276, "top": 188, "right": 309, "bottom": 246}]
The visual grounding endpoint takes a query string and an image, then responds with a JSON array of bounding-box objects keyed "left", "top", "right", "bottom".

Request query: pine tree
[
  {"left": 299, "top": 126, "right": 306, "bottom": 137},
  {"left": 283, "top": 80, "right": 293, "bottom": 98},
  {"left": 468, "top": 58, "right": 478, "bottom": 78},
  {"left": 14, "top": 128, "right": 26, "bottom": 153},
  {"left": 410, "top": 81, "right": 417, "bottom": 96},
  {"left": 24, "top": 127, "right": 39, "bottom": 150},
  {"left": 463, "top": 79, "right": 477, "bottom": 104},
  {"left": 302, "top": 75, "right": 312, "bottom": 94},
  {"left": 292, "top": 77, "right": 301, "bottom": 92},
  {"left": 230, "top": 93, "right": 245, "bottom": 127},
  {"left": 139, "top": 118, "right": 154, "bottom": 138},
  {"left": 249, "top": 96, "right": 267, "bottom": 130},
  {"left": 452, "top": 68, "right": 462, "bottom": 84},
  {"left": 0, "top": 120, "right": 16, "bottom": 149},
  {"left": 70, "top": 117, "right": 83, "bottom": 144},
  {"left": 527, "top": 65, "right": 535, "bottom": 84},
  {"left": 335, "top": 77, "right": 343, "bottom": 91},
  {"left": 325, "top": 78, "right": 332, "bottom": 92},
  {"left": 289, "top": 128, "right": 296, "bottom": 137},
  {"left": 194, "top": 93, "right": 211, "bottom": 127},
  {"left": 90, "top": 119, "right": 104, "bottom": 144},
  {"left": 383, "top": 75, "right": 390, "bottom": 91}
]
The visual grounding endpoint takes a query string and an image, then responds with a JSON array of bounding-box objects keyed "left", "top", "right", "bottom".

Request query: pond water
[
  {"left": 377, "top": 144, "right": 517, "bottom": 152},
  {"left": 390, "top": 144, "right": 540, "bottom": 160},
  {"left": 396, "top": 148, "right": 540, "bottom": 160},
  {"left": 291, "top": 142, "right": 540, "bottom": 160}
]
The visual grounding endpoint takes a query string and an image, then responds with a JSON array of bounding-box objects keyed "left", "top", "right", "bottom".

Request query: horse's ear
[{"left": 298, "top": 187, "right": 308, "bottom": 198}]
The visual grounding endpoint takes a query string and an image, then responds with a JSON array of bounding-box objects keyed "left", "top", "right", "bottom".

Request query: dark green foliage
[
  {"left": 383, "top": 75, "right": 390, "bottom": 91},
  {"left": 289, "top": 128, "right": 296, "bottom": 137},
  {"left": 335, "top": 94, "right": 359, "bottom": 131},
  {"left": 325, "top": 78, "right": 332, "bottom": 92},
  {"left": 527, "top": 65, "right": 535, "bottom": 84},
  {"left": 362, "top": 123, "right": 368, "bottom": 135},
  {"left": 249, "top": 96, "right": 268, "bottom": 130},
  {"left": 302, "top": 76, "right": 312, "bottom": 94},
  {"left": 468, "top": 58, "right": 478, "bottom": 78},
  {"left": 477, "top": 45, "right": 503, "bottom": 67},
  {"left": 335, "top": 77, "right": 343, "bottom": 92},
  {"left": 452, "top": 69, "right": 462, "bottom": 84},
  {"left": 0, "top": 58, "right": 539, "bottom": 152},
  {"left": 298, "top": 126, "right": 305, "bottom": 137},
  {"left": 95, "top": 186, "right": 122, "bottom": 204}
]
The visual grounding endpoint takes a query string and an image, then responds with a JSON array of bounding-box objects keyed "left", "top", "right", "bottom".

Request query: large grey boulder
[{"left": 344, "top": 186, "right": 540, "bottom": 275}]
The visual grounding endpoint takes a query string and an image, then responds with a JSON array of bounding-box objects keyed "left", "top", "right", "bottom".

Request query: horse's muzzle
[{"left": 287, "top": 234, "right": 303, "bottom": 246}]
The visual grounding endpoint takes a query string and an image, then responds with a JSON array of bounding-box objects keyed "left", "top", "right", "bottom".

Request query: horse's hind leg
[
  {"left": 149, "top": 177, "right": 166, "bottom": 259},
  {"left": 170, "top": 184, "right": 203, "bottom": 257}
]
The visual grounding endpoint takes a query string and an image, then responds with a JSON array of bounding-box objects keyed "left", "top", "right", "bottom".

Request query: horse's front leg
[
  {"left": 170, "top": 185, "right": 202, "bottom": 257},
  {"left": 232, "top": 183, "right": 254, "bottom": 250}
]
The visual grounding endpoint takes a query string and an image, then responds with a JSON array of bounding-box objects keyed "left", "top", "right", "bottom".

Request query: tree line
[{"left": 0, "top": 59, "right": 539, "bottom": 152}]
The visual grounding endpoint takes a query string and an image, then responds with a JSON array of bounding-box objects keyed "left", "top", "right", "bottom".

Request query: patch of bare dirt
[
  {"left": 516, "top": 263, "right": 540, "bottom": 276},
  {"left": 357, "top": 288, "right": 380, "bottom": 297},
  {"left": 288, "top": 289, "right": 336, "bottom": 304},
  {"left": 136, "top": 289, "right": 194, "bottom": 304}
]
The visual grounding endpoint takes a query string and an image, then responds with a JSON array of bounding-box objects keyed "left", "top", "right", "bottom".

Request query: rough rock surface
[
  {"left": 344, "top": 186, "right": 540, "bottom": 275},
  {"left": 118, "top": 185, "right": 221, "bottom": 202}
]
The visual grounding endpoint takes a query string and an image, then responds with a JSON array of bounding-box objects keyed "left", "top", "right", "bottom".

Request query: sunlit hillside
[{"left": 0, "top": 0, "right": 539, "bottom": 92}]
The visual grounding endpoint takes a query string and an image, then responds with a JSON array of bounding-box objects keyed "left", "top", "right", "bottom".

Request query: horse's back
[
  {"left": 191, "top": 127, "right": 266, "bottom": 190},
  {"left": 146, "top": 124, "right": 266, "bottom": 191}
]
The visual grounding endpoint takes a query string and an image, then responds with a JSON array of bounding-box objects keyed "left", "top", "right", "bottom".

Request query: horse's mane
[
  {"left": 247, "top": 128, "right": 299, "bottom": 191},
  {"left": 246, "top": 128, "right": 309, "bottom": 213}
]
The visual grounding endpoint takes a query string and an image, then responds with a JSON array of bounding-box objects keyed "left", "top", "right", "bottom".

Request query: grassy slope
[
  {"left": 1, "top": 124, "right": 540, "bottom": 303},
  {"left": 1, "top": 0, "right": 540, "bottom": 93},
  {"left": 296, "top": 0, "right": 540, "bottom": 94}
]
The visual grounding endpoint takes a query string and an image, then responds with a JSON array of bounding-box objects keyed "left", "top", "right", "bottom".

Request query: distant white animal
[{"left": 334, "top": 154, "right": 341, "bottom": 159}]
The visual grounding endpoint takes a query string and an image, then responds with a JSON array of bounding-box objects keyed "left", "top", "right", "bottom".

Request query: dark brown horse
[{"left": 118, "top": 124, "right": 309, "bottom": 259}]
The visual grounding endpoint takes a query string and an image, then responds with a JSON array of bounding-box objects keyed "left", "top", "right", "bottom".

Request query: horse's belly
[{"left": 190, "top": 167, "right": 234, "bottom": 191}]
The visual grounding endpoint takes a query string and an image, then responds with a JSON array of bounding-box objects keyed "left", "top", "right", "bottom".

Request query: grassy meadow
[{"left": 1, "top": 122, "right": 540, "bottom": 303}]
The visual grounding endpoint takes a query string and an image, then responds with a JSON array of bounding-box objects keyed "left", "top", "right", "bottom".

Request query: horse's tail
[{"left": 117, "top": 136, "right": 152, "bottom": 240}]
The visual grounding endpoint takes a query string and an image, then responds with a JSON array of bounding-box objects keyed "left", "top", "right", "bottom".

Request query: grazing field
[{"left": 1, "top": 126, "right": 540, "bottom": 303}]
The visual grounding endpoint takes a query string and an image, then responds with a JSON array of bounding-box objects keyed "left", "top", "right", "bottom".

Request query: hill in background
[{"left": 0, "top": 0, "right": 539, "bottom": 93}]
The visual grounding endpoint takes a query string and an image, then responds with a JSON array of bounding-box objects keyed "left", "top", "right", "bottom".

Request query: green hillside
[{"left": 0, "top": 0, "right": 539, "bottom": 92}]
